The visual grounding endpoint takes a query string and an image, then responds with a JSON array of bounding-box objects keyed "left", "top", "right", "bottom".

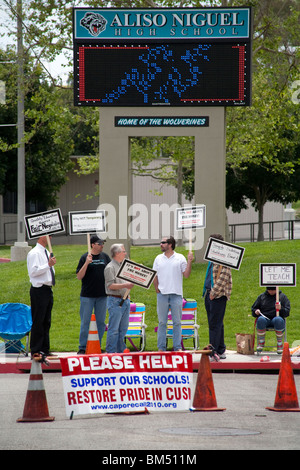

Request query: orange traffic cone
[
  {"left": 85, "top": 313, "right": 101, "bottom": 355},
  {"left": 266, "top": 342, "right": 300, "bottom": 412},
  {"left": 17, "top": 358, "right": 55, "bottom": 422},
  {"left": 190, "top": 350, "right": 225, "bottom": 412}
]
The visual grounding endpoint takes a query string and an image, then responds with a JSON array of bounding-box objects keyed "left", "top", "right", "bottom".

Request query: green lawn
[{"left": 0, "top": 240, "right": 299, "bottom": 353}]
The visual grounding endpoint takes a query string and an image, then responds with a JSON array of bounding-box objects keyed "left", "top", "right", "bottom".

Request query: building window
[{"left": 2, "top": 191, "right": 46, "bottom": 214}]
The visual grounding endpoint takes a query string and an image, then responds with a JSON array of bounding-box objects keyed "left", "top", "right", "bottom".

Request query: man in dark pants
[
  {"left": 202, "top": 234, "right": 232, "bottom": 361},
  {"left": 27, "top": 235, "right": 56, "bottom": 359}
]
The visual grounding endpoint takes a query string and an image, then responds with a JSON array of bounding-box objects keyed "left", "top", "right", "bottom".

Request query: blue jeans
[
  {"left": 204, "top": 294, "right": 227, "bottom": 355},
  {"left": 256, "top": 316, "right": 285, "bottom": 331},
  {"left": 106, "top": 296, "right": 130, "bottom": 353},
  {"left": 157, "top": 293, "right": 182, "bottom": 351},
  {"left": 78, "top": 296, "right": 107, "bottom": 351}
]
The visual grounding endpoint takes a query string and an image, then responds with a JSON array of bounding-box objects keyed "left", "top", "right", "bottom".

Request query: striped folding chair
[
  {"left": 125, "top": 302, "right": 147, "bottom": 352},
  {"left": 166, "top": 298, "right": 199, "bottom": 350}
]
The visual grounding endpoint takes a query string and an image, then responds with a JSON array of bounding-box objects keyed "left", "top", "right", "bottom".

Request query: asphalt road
[{"left": 1, "top": 371, "right": 300, "bottom": 452}]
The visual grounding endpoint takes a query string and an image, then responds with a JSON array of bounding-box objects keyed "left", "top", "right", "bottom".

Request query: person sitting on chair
[{"left": 251, "top": 287, "right": 290, "bottom": 354}]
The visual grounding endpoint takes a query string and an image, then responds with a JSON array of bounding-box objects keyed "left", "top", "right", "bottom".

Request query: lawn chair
[
  {"left": 0, "top": 303, "right": 32, "bottom": 356},
  {"left": 154, "top": 298, "right": 199, "bottom": 350},
  {"left": 166, "top": 298, "right": 199, "bottom": 350},
  {"left": 125, "top": 302, "right": 147, "bottom": 352}
]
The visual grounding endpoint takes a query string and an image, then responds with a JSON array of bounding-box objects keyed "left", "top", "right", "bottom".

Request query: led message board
[{"left": 73, "top": 8, "right": 252, "bottom": 107}]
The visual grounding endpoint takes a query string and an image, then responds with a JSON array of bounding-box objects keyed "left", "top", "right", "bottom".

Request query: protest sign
[
  {"left": 68, "top": 210, "right": 106, "bottom": 235},
  {"left": 176, "top": 205, "right": 206, "bottom": 251},
  {"left": 204, "top": 237, "right": 245, "bottom": 270},
  {"left": 24, "top": 209, "right": 65, "bottom": 239},
  {"left": 260, "top": 263, "right": 296, "bottom": 287},
  {"left": 117, "top": 259, "right": 156, "bottom": 289},
  {"left": 68, "top": 210, "right": 106, "bottom": 255},
  {"left": 60, "top": 352, "right": 193, "bottom": 417},
  {"left": 176, "top": 205, "right": 206, "bottom": 231}
]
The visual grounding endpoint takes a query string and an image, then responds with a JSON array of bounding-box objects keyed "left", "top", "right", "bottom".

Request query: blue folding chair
[{"left": 0, "top": 303, "right": 32, "bottom": 356}]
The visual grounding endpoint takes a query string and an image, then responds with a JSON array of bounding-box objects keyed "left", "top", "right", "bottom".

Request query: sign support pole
[{"left": 87, "top": 233, "right": 91, "bottom": 255}]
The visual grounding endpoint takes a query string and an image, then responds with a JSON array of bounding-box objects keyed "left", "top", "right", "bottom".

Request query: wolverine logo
[{"left": 80, "top": 12, "right": 107, "bottom": 37}]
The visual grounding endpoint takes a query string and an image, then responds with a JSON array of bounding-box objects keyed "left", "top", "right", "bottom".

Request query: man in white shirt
[
  {"left": 153, "top": 236, "right": 193, "bottom": 351},
  {"left": 27, "top": 235, "right": 56, "bottom": 358}
]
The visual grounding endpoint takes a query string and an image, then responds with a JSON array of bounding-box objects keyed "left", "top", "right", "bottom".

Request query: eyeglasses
[{"left": 160, "top": 241, "right": 168, "bottom": 244}]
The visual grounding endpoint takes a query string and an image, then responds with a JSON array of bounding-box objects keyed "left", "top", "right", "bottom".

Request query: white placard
[
  {"left": 24, "top": 209, "right": 65, "bottom": 239},
  {"left": 69, "top": 210, "right": 106, "bottom": 235},
  {"left": 204, "top": 237, "right": 245, "bottom": 270},
  {"left": 260, "top": 263, "right": 296, "bottom": 287},
  {"left": 176, "top": 205, "right": 206, "bottom": 230},
  {"left": 117, "top": 259, "right": 157, "bottom": 289}
]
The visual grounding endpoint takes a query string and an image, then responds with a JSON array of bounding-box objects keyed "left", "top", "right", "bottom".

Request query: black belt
[
  {"left": 31, "top": 284, "right": 52, "bottom": 289},
  {"left": 108, "top": 294, "right": 122, "bottom": 298}
]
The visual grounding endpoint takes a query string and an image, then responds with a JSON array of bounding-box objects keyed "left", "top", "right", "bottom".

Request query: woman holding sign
[
  {"left": 251, "top": 287, "right": 290, "bottom": 354},
  {"left": 202, "top": 234, "right": 232, "bottom": 361}
]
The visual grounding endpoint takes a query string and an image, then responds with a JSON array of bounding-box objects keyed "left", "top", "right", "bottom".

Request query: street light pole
[{"left": 17, "top": 0, "right": 25, "bottom": 242}]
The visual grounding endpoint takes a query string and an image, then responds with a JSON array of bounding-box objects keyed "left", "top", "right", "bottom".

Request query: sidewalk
[
  {"left": 1, "top": 358, "right": 300, "bottom": 451},
  {"left": 1, "top": 348, "right": 300, "bottom": 374},
  {"left": 1, "top": 347, "right": 300, "bottom": 450}
]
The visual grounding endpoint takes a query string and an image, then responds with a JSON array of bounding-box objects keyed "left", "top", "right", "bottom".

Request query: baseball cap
[{"left": 90, "top": 235, "right": 105, "bottom": 245}]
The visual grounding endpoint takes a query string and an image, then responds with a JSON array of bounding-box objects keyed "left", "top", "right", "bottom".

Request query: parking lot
[{"left": 1, "top": 369, "right": 300, "bottom": 452}]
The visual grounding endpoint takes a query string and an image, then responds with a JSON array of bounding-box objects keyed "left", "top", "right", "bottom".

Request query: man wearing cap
[{"left": 76, "top": 236, "right": 110, "bottom": 354}]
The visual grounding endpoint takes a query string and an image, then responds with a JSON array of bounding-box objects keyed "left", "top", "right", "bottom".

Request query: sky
[{"left": 0, "top": 0, "right": 71, "bottom": 84}]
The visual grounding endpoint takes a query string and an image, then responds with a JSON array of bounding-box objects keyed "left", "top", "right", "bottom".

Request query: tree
[
  {"left": 131, "top": 136, "right": 194, "bottom": 205},
  {"left": 2, "top": 0, "right": 298, "bottom": 228},
  {"left": 226, "top": 0, "right": 300, "bottom": 240},
  {"left": 0, "top": 1, "right": 104, "bottom": 211},
  {"left": 0, "top": 48, "right": 75, "bottom": 209}
]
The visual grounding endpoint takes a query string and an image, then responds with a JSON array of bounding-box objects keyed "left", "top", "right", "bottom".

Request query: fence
[
  {"left": 1, "top": 217, "right": 300, "bottom": 245},
  {"left": 229, "top": 219, "right": 299, "bottom": 243}
]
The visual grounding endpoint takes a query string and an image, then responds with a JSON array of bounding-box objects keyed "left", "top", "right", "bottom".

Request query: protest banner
[
  {"left": 24, "top": 209, "right": 65, "bottom": 240},
  {"left": 68, "top": 210, "right": 106, "bottom": 254},
  {"left": 60, "top": 352, "right": 193, "bottom": 417},
  {"left": 176, "top": 205, "right": 206, "bottom": 251},
  {"left": 204, "top": 237, "right": 245, "bottom": 270}
]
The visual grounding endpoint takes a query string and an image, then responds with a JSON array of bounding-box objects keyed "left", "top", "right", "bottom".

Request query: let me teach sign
[
  {"left": 260, "top": 263, "right": 296, "bottom": 287},
  {"left": 60, "top": 352, "right": 193, "bottom": 417}
]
